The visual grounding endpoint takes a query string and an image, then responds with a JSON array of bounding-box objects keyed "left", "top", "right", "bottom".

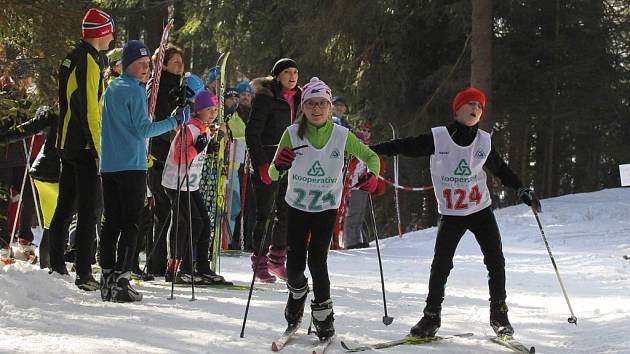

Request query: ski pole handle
[{"left": 291, "top": 144, "right": 307, "bottom": 151}]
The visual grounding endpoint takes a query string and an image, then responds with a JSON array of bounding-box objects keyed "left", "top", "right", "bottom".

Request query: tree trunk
[{"left": 471, "top": 0, "right": 493, "bottom": 131}]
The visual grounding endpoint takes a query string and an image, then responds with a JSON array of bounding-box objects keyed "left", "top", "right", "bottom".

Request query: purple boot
[
  {"left": 267, "top": 246, "right": 288, "bottom": 281},
  {"left": 251, "top": 255, "right": 276, "bottom": 283}
]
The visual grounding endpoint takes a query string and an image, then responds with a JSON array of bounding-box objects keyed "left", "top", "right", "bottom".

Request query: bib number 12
[{"left": 443, "top": 185, "right": 481, "bottom": 210}]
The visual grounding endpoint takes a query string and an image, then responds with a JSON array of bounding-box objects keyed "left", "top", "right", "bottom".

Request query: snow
[{"left": 2, "top": 188, "right": 630, "bottom": 353}]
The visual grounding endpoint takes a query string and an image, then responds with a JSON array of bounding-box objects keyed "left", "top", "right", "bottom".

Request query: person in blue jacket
[{"left": 99, "top": 40, "right": 182, "bottom": 302}]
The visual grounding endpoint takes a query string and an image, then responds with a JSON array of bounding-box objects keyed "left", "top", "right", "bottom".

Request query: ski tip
[
  {"left": 340, "top": 340, "right": 350, "bottom": 350},
  {"left": 271, "top": 341, "right": 279, "bottom": 352}
]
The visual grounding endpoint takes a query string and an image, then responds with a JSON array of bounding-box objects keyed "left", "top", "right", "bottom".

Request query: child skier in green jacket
[{"left": 269, "top": 77, "right": 380, "bottom": 339}]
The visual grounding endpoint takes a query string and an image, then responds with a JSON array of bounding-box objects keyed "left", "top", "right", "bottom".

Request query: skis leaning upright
[
  {"left": 491, "top": 335, "right": 535, "bottom": 354},
  {"left": 340, "top": 332, "right": 473, "bottom": 352}
]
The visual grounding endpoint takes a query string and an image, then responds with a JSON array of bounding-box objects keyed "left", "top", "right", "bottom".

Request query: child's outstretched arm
[
  {"left": 486, "top": 144, "right": 541, "bottom": 212},
  {"left": 369, "top": 133, "right": 434, "bottom": 157}
]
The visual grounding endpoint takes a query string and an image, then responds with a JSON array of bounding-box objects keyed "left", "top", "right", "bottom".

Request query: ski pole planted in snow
[
  {"left": 532, "top": 208, "right": 577, "bottom": 325},
  {"left": 368, "top": 194, "right": 394, "bottom": 326},
  {"left": 240, "top": 144, "right": 308, "bottom": 338}
]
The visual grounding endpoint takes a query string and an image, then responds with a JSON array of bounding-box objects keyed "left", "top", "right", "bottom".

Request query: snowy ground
[{"left": 1, "top": 188, "right": 630, "bottom": 353}]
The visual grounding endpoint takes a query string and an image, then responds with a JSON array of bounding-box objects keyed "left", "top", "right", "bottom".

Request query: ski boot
[
  {"left": 251, "top": 255, "right": 276, "bottom": 283},
  {"left": 410, "top": 304, "right": 442, "bottom": 337},
  {"left": 267, "top": 246, "right": 288, "bottom": 281},
  {"left": 75, "top": 272, "right": 99, "bottom": 291},
  {"left": 164, "top": 258, "right": 179, "bottom": 282},
  {"left": 490, "top": 300, "right": 514, "bottom": 336},
  {"left": 285, "top": 281, "right": 309, "bottom": 326},
  {"left": 100, "top": 269, "right": 115, "bottom": 301},
  {"left": 197, "top": 266, "right": 231, "bottom": 285},
  {"left": 174, "top": 270, "right": 204, "bottom": 284},
  {"left": 111, "top": 271, "right": 143, "bottom": 302},
  {"left": 12, "top": 239, "right": 37, "bottom": 263},
  {"left": 311, "top": 299, "right": 335, "bottom": 339},
  {"left": 0, "top": 247, "right": 13, "bottom": 265}
]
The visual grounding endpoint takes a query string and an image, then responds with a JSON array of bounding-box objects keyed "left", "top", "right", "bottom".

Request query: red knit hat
[
  {"left": 82, "top": 8, "right": 114, "bottom": 39},
  {"left": 452, "top": 87, "right": 486, "bottom": 114}
]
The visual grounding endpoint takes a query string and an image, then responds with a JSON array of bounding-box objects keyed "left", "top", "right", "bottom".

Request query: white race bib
[
  {"left": 285, "top": 124, "right": 349, "bottom": 212},
  {"left": 429, "top": 126, "right": 492, "bottom": 216}
]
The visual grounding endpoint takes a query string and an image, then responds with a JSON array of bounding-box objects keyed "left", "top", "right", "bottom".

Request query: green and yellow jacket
[{"left": 56, "top": 40, "right": 105, "bottom": 158}]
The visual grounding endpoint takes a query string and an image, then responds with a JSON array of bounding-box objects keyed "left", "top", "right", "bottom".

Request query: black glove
[
  {"left": 517, "top": 187, "right": 542, "bottom": 213},
  {"left": 194, "top": 133, "right": 209, "bottom": 153},
  {"left": 168, "top": 84, "right": 195, "bottom": 107}
]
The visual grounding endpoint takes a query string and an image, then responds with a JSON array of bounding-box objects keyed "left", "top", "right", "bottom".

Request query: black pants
[
  {"left": 165, "top": 188, "right": 212, "bottom": 273},
  {"left": 286, "top": 206, "right": 337, "bottom": 303},
  {"left": 99, "top": 171, "right": 146, "bottom": 273},
  {"left": 252, "top": 172, "right": 287, "bottom": 256},
  {"left": 49, "top": 150, "right": 99, "bottom": 276},
  {"left": 147, "top": 165, "right": 169, "bottom": 275},
  {"left": 426, "top": 207, "right": 506, "bottom": 306},
  {"left": 0, "top": 166, "right": 36, "bottom": 247}
]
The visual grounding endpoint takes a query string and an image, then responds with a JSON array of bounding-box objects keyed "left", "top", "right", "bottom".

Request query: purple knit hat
[{"left": 194, "top": 90, "right": 218, "bottom": 112}]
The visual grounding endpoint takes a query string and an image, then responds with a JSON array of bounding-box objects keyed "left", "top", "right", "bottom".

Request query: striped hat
[
  {"left": 82, "top": 8, "right": 114, "bottom": 39},
  {"left": 300, "top": 77, "right": 332, "bottom": 107}
]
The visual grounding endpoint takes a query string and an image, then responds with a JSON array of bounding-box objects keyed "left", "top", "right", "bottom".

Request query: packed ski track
[{"left": 2, "top": 188, "right": 630, "bottom": 353}]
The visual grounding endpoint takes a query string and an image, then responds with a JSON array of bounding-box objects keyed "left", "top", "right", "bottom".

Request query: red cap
[
  {"left": 452, "top": 87, "right": 486, "bottom": 113},
  {"left": 82, "top": 8, "right": 114, "bottom": 39}
]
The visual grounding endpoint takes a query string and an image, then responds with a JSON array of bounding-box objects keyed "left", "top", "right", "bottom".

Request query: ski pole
[
  {"left": 387, "top": 123, "right": 403, "bottom": 238},
  {"left": 368, "top": 193, "right": 394, "bottom": 326},
  {"left": 239, "top": 152, "right": 250, "bottom": 252},
  {"left": 183, "top": 121, "right": 196, "bottom": 302},
  {"left": 240, "top": 144, "right": 308, "bottom": 338},
  {"left": 532, "top": 208, "right": 577, "bottom": 325},
  {"left": 169, "top": 111, "right": 191, "bottom": 300},
  {"left": 8, "top": 136, "right": 37, "bottom": 247}
]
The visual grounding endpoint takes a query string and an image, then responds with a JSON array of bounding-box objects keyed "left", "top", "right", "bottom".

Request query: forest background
[{"left": 2, "top": 0, "right": 628, "bottom": 235}]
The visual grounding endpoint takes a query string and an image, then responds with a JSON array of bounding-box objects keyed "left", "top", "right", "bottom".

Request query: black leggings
[
  {"left": 286, "top": 206, "right": 337, "bottom": 303},
  {"left": 165, "top": 188, "right": 211, "bottom": 273},
  {"left": 426, "top": 206, "right": 506, "bottom": 306}
]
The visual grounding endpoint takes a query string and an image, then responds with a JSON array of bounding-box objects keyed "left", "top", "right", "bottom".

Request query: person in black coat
[
  {"left": 370, "top": 87, "right": 542, "bottom": 338},
  {"left": 244, "top": 58, "right": 301, "bottom": 282},
  {"left": 146, "top": 45, "right": 185, "bottom": 277}
]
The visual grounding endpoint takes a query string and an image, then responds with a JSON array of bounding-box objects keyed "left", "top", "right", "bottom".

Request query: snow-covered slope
[{"left": 1, "top": 188, "right": 629, "bottom": 353}]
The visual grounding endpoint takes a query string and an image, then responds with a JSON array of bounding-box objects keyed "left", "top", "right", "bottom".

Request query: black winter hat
[{"left": 271, "top": 58, "right": 298, "bottom": 77}]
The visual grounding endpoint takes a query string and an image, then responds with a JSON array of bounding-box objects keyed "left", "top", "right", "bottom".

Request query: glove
[
  {"left": 168, "top": 84, "right": 195, "bottom": 107},
  {"left": 258, "top": 163, "right": 272, "bottom": 185},
  {"left": 356, "top": 172, "right": 378, "bottom": 193},
  {"left": 171, "top": 106, "right": 191, "bottom": 125},
  {"left": 274, "top": 147, "right": 296, "bottom": 171},
  {"left": 194, "top": 133, "right": 209, "bottom": 153},
  {"left": 517, "top": 187, "right": 542, "bottom": 213}
]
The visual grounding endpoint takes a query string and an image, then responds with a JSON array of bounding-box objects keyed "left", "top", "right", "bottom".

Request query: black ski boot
[
  {"left": 100, "top": 269, "right": 115, "bottom": 301},
  {"left": 111, "top": 272, "right": 143, "bottom": 302},
  {"left": 311, "top": 299, "right": 335, "bottom": 339},
  {"left": 490, "top": 300, "right": 514, "bottom": 336},
  {"left": 75, "top": 273, "right": 99, "bottom": 291},
  {"left": 284, "top": 282, "right": 309, "bottom": 326},
  {"left": 410, "top": 304, "right": 442, "bottom": 337}
]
